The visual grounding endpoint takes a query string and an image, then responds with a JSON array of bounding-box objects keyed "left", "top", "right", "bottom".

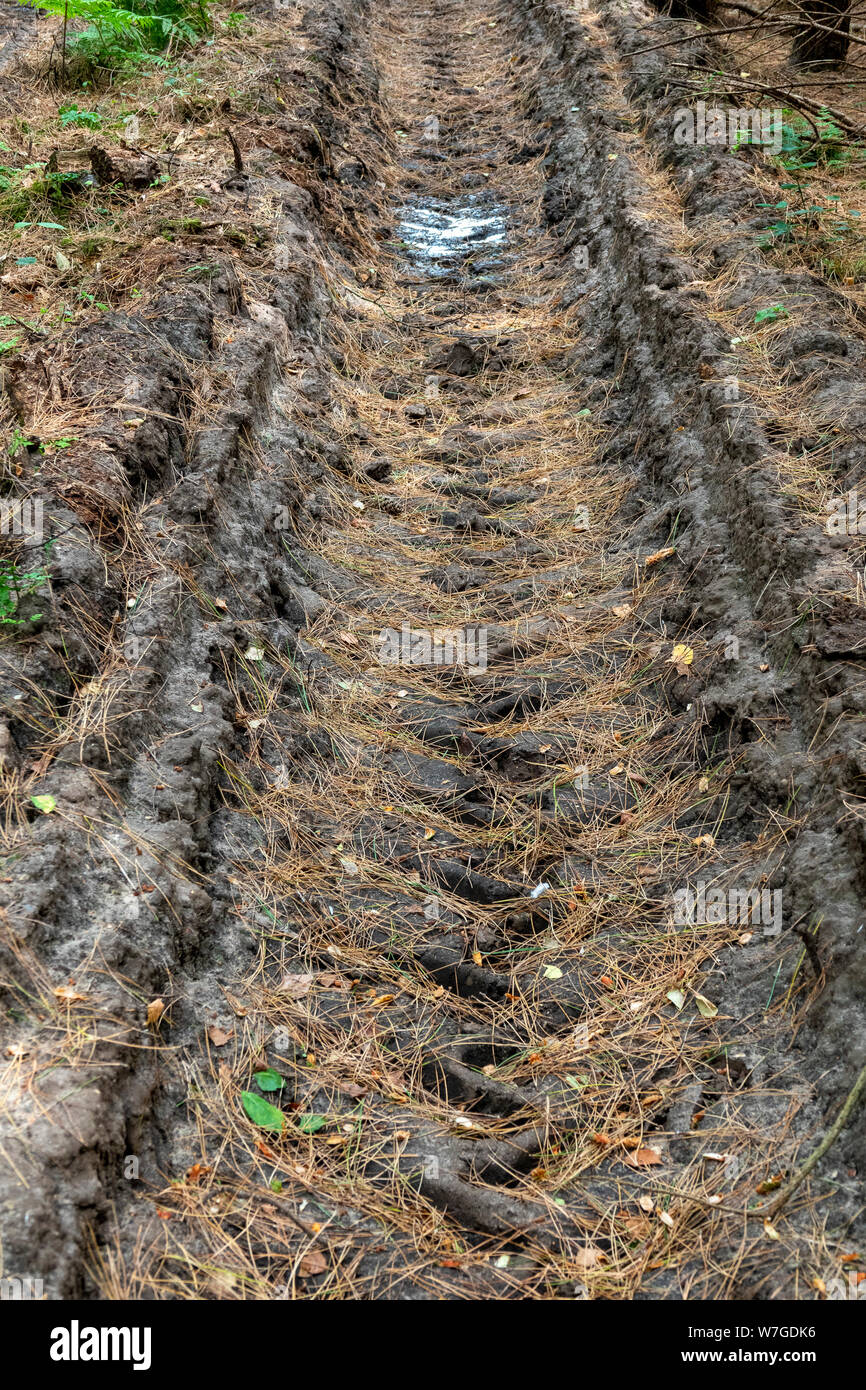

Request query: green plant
[
  {"left": 7, "top": 429, "right": 33, "bottom": 456},
  {"left": 0, "top": 162, "right": 84, "bottom": 224},
  {"left": 771, "top": 110, "right": 853, "bottom": 173},
  {"left": 58, "top": 105, "right": 102, "bottom": 128},
  {"left": 0, "top": 553, "right": 48, "bottom": 625},
  {"left": 40, "top": 437, "right": 76, "bottom": 452},
  {"left": 752, "top": 111, "right": 864, "bottom": 276},
  {"left": 754, "top": 304, "right": 788, "bottom": 325},
  {"left": 14, "top": 0, "right": 211, "bottom": 76}
]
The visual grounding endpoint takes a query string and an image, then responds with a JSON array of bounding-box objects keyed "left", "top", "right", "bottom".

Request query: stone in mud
[
  {"left": 282, "top": 582, "right": 327, "bottom": 627},
  {"left": 363, "top": 457, "right": 392, "bottom": 481},
  {"left": 428, "top": 336, "right": 510, "bottom": 376}
]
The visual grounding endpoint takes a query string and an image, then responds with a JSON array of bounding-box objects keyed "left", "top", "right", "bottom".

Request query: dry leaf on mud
[
  {"left": 337, "top": 630, "right": 359, "bottom": 647},
  {"left": 693, "top": 992, "right": 718, "bottom": 1019},
  {"left": 145, "top": 998, "right": 165, "bottom": 1025},
  {"left": 220, "top": 989, "right": 248, "bottom": 1017},
  {"left": 298, "top": 1249, "right": 328, "bottom": 1277},
  {"left": 639, "top": 1195, "right": 655, "bottom": 1213},
  {"left": 336, "top": 1081, "right": 367, "bottom": 1098},
  {"left": 658, "top": 1211, "right": 675, "bottom": 1229},
  {"left": 621, "top": 1213, "right": 651, "bottom": 1239},
  {"left": 612, "top": 604, "right": 632, "bottom": 618},
  {"left": 207, "top": 1025, "right": 233, "bottom": 1046},
  {"left": 54, "top": 983, "right": 86, "bottom": 1004},
  {"left": 644, "top": 546, "right": 675, "bottom": 566},
  {"left": 279, "top": 973, "right": 316, "bottom": 997},
  {"left": 574, "top": 1245, "right": 605, "bottom": 1269},
  {"left": 625, "top": 1146, "right": 664, "bottom": 1167}
]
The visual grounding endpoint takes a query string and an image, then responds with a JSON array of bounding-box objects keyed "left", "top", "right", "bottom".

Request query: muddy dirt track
[{"left": 1, "top": 0, "right": 865, "bottom": 1301}]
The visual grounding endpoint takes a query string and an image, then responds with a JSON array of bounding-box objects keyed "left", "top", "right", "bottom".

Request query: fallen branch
[
  {"left": 761, "top": 1060, "right": 866, "bottom": 1219},
  {"left": 633, "top": 14, "right": 866, "bottom": 56},
  {"left": 666, "top": 70, "right": 865, "bottom": 135}
]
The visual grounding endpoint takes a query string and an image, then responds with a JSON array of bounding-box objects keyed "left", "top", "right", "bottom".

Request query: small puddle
[{"left": 396, "top": 196, "right": 507, "bottom": 277}]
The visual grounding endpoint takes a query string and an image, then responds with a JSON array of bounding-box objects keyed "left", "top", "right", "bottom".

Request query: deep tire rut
[{"left": 1, "top": 0, "right": 864, "bottom": 1301}]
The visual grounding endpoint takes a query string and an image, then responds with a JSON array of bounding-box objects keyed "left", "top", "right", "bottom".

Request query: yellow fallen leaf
[
  {"left": 694, "top": 992, "right": 718, "bottom": 1019},
  {"left": 472, "top": 951, "right": 483, "bottom": 966},
  {"left": 668, "top": 643, "right": 693, "bottom": 666}
]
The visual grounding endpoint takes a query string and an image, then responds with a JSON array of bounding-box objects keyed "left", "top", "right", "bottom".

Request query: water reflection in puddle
[{"left": 396, "top": 197, "right": 507, "bottom": 276}]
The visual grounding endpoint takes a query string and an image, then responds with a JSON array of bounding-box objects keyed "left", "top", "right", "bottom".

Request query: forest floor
[{"left": 1, "top": 0, "right": 865, "bottom": 1300}]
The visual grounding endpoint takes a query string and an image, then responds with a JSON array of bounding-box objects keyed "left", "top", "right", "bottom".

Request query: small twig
[
  {"left": 761, "top": 1061, "right": 866, "bottom": 1218},
  {"left": 224, "top": 127, "right": 244, "bottom": 175}
]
